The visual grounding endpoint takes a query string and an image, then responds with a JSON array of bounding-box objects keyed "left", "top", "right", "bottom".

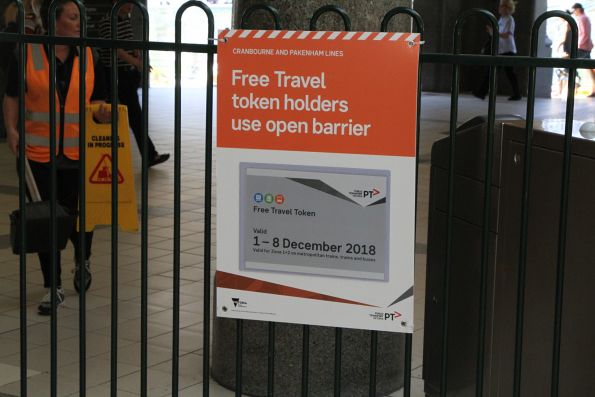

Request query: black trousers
[
  {"left": 475, "top": 52, "right": 521, "bottom": 98},
  {"left": 106, "top": 67, "right": 157, "bottom": 159},
  {"left": 27, "top": 159, "right": 93, "bottom": 288}
]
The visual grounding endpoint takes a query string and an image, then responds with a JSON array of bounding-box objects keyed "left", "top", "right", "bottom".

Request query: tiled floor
[{"left": 0, "top": 89, "right": 591, "bottom": 396}]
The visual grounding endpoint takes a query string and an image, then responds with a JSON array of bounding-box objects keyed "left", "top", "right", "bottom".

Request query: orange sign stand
[{"left": 84, "top": 104, "right": 138, "bottom": 232}]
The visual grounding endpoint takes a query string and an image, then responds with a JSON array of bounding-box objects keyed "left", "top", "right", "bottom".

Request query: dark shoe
[
  {"left": 149, "top": 153, "right": 170, "bottom": 167},
  {"left": 73, "top": 260, "right": 92, "bottom": 293},
  {"left": 38, "top": 288, "right": 65, "bottom": 316},
  {"left": 508, "top": 95, "right": 522, "bottom": 101},
  {"left": 472, "top": 92, "right": 486, "bottom": 100}
]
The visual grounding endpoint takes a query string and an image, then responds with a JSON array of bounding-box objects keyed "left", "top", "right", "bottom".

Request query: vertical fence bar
[
  {"left": 203, "top": 4, "right": 215, "bottom": 395},
  {"left": 108, "top": 1, "right": 152, "bottom": 394},
  {"left": 237, "top": 10, "right": 281, "bottom": 396},
  {"left": 439, "top": 17, "right": 461, "bottom": 397},
  {"left": 407, "top": 7, "right": 423, "bottom": 394},
  {"left": 203, "top": 47, "right": 214, "bottom": 397},
  {"left": 404, "top": 334, "right": 412, "bottom": 395},
  {"left": 140, "top": 97, "right": 149, "bottom": 396},
  {"left": 441, "top": 11, "right": 468, "bottom": 397},
  {"left": 333, "top": 328, "right": 342, "bottom": 397},
  {"left": 369, "top": 331, "right": 378, "bottom": 397},
  {"left": 138, "top": 1, "right": 151, "bottom": 395},
  {"left": 77, "top": 2, "right": 88, "bottom": 395},
  {"left": 268, "top": 322, "right": 276, "bottom": 397},
  {"left": 173, "top": 5, "right": 184, "bottom": 396},
  {"left": 512, "top": 40, "right": 538, "bottom": 397},
  {"left": 174, "top": 3, "right": 215, "bottom": 394},
  {"left": 15, "top": 2, "right": 27, "bottom": 396},
  {"left": 238, "top": 7, "right": 283, "bottom": 394},
  {"left": 476, "top": 10, "right": 499, "bottom": 397},
  {"left": 381, "top": 9, "right": 425, "bottom": 397},
  {"left": 510, "top": 13, "right": 578, "bottom": 397},
  {"left": 47, "top": 6, "right": 59, "bottom": 396},
  {"left": 301, "top": 325, "right": 310, "bottom": 397},
  {"left": 550, "top": 21, "right": 578, "bottom": 397},
  {"left": 438, "top": 10, "right": 498, "bottom": 396},
  {"left": 309, "top": 8, "right": 350, "bottom": 397},
  {"left": 236, "top": 319, "right": 244, "bottom": 396},
  {"left": 109, "top": 3, "right": 120, "bottom": 393},
  {"left": 439, "top": 44, "right": 456, "bottom": 396}
]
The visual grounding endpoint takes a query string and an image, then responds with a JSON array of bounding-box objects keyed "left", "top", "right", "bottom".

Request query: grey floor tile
[
  {"left": 93, "top": 317, "right": 172, "bottom": 342},
  {"left": 59, "top": 356, "right": 140, "bottom": 388}
]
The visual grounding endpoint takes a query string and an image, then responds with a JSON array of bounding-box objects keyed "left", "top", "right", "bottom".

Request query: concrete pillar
[
  {"left": 212, "top": 317, "right": 406, "bottom": 396},
  {"left": 233, "top": 0, "right": 413, "bottom": 32},
  {"left": 212, "top": 3, "right": 412, "bottom": 395}
]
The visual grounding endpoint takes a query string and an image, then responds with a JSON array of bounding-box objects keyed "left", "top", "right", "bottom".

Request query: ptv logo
[
  {"left": 363, "top": 188, "right": 380, "bottom": 198},
  {"left": 384, "top": 311, "right": 402, "bottom": 321}
]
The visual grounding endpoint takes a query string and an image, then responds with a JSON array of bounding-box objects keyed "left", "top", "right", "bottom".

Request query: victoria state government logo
[
  {"left": 231, "top": 297, "right": 248, "bottom": 308},
  {"left": 369, "top": 311, "right": 402, "bottom": 321}
]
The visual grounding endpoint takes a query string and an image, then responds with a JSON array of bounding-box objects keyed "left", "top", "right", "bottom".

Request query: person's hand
[
  {"left": 6, "top": 128, "right": 19, "bottom": 156},
  {"left": 92, "top": 104, "right": 112, "bottom": 124},
  {"left": 134, "top": 58, "right": 152, "bottom": 73},
  {"left": 132, "top": 56, "right": 143, "bottom": 70},
  {"left": 486, "top": 25, "right": 493, "bottom": 35}
]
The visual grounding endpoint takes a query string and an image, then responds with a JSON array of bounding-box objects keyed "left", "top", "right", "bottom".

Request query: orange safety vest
[{"left": 24, "top": 44, "right": 94, "bottom": 162}]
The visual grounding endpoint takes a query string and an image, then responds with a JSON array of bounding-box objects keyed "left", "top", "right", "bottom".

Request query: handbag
[{"left": 9, "top": 160, "right": 75, "bottom": 254}]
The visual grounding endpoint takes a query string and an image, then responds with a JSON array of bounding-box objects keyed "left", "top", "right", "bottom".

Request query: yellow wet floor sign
[{"left": 84, "top": 104, "right": 138, "bottom": 232}]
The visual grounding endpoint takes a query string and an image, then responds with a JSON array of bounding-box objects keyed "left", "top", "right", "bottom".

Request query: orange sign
[
  {"left": 216, "top": 30, "right": 420, "bottom": 157},
  {"left": 215, "top": 29, "right": 419, "bottom": 332},
  {"left": 89, "top": 154, "right": 125, "bottom": 184}
]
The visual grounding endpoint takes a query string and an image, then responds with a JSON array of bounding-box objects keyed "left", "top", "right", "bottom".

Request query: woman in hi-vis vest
[{"left": 2, "top": 0, "right": 110, "bottom": 315}]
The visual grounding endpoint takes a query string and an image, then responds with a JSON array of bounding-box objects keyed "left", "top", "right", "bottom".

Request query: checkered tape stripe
[{"left": 222, "top": 29, "right": 420, "bottom": 44}]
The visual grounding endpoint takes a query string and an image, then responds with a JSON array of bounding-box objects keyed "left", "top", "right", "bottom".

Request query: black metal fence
[{"left": 1, "top": 1, "right": 593, "bottom": 396}]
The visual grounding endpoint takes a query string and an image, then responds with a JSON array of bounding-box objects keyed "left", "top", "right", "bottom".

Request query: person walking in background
[
  {"left": 1, "top": 0, "right": 43, "bottom": 54},
  {"left": 555, "top": 16, "right": 576, "bottom": 97},
  {"left": 3, "top": 0, "right": 111, "bottom": 315},
  {"left": 99, "top": 0, "right": 169, "bottom": 167},
  {"left": 473, "top": 0, "right": 522, "bottom": 101},
  {"left": 1, "top": 0, "right": 41, "bottom": 33},
  {"left": 570, "top": 3, "right": 595, "bottom": 97}
]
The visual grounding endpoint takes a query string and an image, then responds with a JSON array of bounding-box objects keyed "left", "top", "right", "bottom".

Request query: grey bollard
[{"left": 212, "top": 305, "right": 405, "bottom": 396}]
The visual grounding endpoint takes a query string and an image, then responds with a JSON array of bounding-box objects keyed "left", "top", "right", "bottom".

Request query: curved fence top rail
[
  {"left": 1, "top": 5, "right": 595, "bottom": 69},
  {"left": 240, "top": 4, "right": 281, "bottom": 30},
  {"left": 309, "top": 5, "right": 351, "bottom": 31}
]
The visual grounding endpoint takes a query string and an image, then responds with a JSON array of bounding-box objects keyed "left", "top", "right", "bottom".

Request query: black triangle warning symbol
[{"left": 89, "top": 154, "right": 124, "bottom": 184}]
